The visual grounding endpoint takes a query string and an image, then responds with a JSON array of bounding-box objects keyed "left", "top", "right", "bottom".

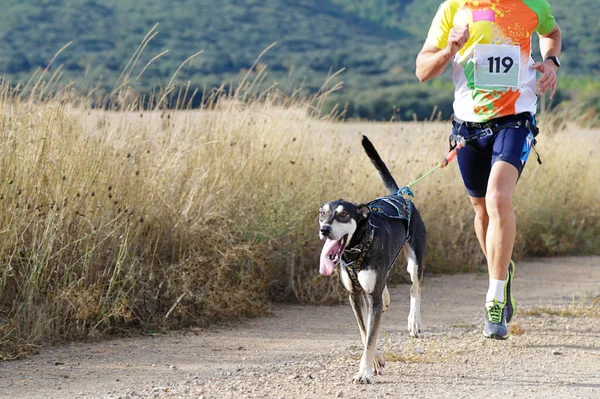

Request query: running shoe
[
  {"left": 505, "top": 260, "right": 516, "bottom": 323},
  {"left": 483, "top": 298, "right": 509, "bottom": 340}
]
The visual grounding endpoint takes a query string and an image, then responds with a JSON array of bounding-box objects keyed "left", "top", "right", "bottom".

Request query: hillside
[{"left": 0, "top": 0, "right": 598, "bottom": 120}]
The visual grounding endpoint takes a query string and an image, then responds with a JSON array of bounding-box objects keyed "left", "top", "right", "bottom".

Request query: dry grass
[
  {"left": 515, "top": 120, "right": 600, "bottom": 257},
  {"left": 0, "top": 70, "right": 599, "bottom": 359},
  {"left": 0, "top": 69, "right": 353, "bottom": 358},
  {"left": 520, "top": 294, "right": 600, "bottom": 318}
]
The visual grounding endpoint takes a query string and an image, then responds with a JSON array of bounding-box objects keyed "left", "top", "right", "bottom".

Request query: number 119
[{"left": 487, "top": 56, "right": 514, "bottom": 73}]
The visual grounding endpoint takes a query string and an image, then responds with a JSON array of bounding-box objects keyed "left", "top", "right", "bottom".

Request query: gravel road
[{"left": 1, "top": 256, "right": 599, "bottom": 399}]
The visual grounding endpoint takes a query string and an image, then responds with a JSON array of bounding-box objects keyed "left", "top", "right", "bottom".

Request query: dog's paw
[
  {"left": 382, "top": 286, "right": 391, "bottom": 312},
  {"left": 408, "top": 313, "right": 422, "bottom": 338},
  {"left": 373, "top": 351, "right": 385, "bottom": 375},
  {"left": 408, "top": 323, "right": 421, "bottom": 338},
  {"left": 408, "top": 328, "right": 420, "bottom": 338},
  {"left": 352, "top": 371, "right": 373, "bottom": 384}
]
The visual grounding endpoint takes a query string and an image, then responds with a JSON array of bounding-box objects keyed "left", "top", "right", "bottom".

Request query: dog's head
[{"left": 318, "top": 200, "right": 369, "bottom": 276}]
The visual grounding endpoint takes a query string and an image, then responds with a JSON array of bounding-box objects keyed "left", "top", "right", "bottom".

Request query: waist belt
[
  {"left": 454, "top": 112, "right": 536, "bottom": 133},
  {"left": 451, "top": 113, "right": 541, "bottom": 164}
]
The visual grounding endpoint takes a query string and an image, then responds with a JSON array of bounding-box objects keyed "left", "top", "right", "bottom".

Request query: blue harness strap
[{"left": 366, "top": 195, "right": 413, "bottom": 241}]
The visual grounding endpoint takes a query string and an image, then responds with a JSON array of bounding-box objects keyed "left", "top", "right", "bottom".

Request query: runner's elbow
[
  {"left": 415, "top": 61, "right": 427, "bottom": 82},
  {"left": 416, "top": 72, "right": 429, "bottom": 83},
  {"left": 415, "top": 67, "right": 433, "bottom": 83}
]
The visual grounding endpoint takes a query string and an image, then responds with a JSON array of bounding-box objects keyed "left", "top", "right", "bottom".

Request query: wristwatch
[{"left": 544, "top": 56, "right": 561, "bottom": 68}]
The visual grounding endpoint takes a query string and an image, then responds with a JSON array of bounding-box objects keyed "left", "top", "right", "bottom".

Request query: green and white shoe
[
  {"left": 505, "top": 260, "right": 516, "bottom": 323},
  {"left": 483, "top": 298, "right": 509, "bottom": 340}
]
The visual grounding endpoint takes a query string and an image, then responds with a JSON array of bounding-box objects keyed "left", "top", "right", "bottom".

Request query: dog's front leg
[
  {"left": 349, "top": 291, "right": 367, "bottom": 345},
  {"left": 352, "top": 291, "right": 383, "bottom": 384},
  {"left": 349, "top": 292, "right": 385, "bottom": 378}
]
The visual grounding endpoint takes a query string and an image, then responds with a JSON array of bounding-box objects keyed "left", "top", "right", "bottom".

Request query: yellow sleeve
[{"left": 425, "top": 1, "right": 455, "bottom": 50}]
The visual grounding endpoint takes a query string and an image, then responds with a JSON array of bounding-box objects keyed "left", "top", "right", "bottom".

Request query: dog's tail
[{"left": 361, "top": 135, "right": 399, "bottom": 195}]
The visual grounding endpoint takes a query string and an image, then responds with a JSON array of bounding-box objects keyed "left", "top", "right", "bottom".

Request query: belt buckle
[
  {"left": 452, "top": 133, "right": 466, "bottom": 146},
  {"left": 481, "top": 127, "right": 494, "bottom": 137}
]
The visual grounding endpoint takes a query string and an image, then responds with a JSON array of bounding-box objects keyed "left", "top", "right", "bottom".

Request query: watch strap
[{"left": 544, "top": 56, "right": 561, "bottom": 68}]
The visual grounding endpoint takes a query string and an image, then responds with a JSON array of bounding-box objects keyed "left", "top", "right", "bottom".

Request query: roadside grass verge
[
  {"left": 0, "top": 70, "right": 598, "bottom": 359},
  {"left": 520, "top": 294, "right": 600, "bottom": 318}
]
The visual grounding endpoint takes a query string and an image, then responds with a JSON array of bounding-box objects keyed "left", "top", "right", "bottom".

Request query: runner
[{"left": 415, "top": 0, "right": 562, "bottom": 339}]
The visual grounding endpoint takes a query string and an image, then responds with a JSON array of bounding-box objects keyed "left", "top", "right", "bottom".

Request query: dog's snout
[{"left": 320, "top": 225, "right": 332, "bottom": 237}]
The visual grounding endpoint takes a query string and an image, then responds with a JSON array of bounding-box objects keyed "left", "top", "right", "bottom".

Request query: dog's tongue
[{"left": 320, "top": 238, "right": 342, "bottom": 276}]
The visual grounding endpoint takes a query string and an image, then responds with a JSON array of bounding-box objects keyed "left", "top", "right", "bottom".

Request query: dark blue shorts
[{"left": 452, "top": 114, "right": 536, "bottom": 198}]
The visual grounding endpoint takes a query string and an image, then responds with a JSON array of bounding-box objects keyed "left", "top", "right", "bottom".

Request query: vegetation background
[
  {"left": 0, "top": 0, "right": 599, "bottom": 121},
  {"left": 0, "top": 0, "right": 598, "bottom": 359}
]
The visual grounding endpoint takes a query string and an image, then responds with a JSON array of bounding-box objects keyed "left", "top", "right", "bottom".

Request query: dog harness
[{"left": 342, "top": 195, "right": 413, "bottom": 289}]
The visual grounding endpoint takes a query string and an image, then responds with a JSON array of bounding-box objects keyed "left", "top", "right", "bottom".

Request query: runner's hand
[
  {"left": 447, "top": 25, "right": 470, "bottom": 55},
  {"left": 532, "top": 61, "right": 558, "bottom": 99}
]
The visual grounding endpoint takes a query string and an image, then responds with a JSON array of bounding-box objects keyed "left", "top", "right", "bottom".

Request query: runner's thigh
[
  {"left": 453, "top": 122, "right": 493, "bottom": 198},
  {"left": 491, "top": 126, "right": 534, "bottom": 177}
]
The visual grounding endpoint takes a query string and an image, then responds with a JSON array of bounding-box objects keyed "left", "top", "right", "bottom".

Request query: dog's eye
[
  {"left": 339, "top": 211, "right": 348, "bottom": 218},
  {"left": 319, "top": 211, "right": 326, "bottom": 217}
]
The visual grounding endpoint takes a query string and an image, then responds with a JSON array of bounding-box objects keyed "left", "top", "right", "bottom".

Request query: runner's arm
[
  {"left": 416, "top": 25, "right": 469, "bottom": 83},
  {"left": 539, "top": 23, "right": 562, "bottom": 66},
  {"left": 415, "top": 44, "right": 454, "bottom": 83},
  {"left": 533, "top": 23, "right": 562, "bottom": 99}
]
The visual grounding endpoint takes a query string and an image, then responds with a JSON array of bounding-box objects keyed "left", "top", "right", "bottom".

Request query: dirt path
[{"left": 1, "top": 256, "right": 599, "bottom": 399}]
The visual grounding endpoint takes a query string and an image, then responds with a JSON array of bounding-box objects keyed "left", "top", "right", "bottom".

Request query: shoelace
[{"left": 486, "top": 299, "right": 504, "bottom": 324}]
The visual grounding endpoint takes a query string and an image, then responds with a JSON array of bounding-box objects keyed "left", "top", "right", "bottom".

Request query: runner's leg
[
  {"left": 484, "top": 161, "right": 518, "bottom": 281},
  {"left": 469, "top": 196, "right": 488, "bottom": 258}
]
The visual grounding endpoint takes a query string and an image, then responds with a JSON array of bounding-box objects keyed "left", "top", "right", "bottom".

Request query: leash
[{"left": 397, "top": 143, "right": 463, "bottom": 197}]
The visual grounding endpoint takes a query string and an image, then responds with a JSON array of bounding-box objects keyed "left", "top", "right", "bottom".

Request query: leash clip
[
  {"left": 397, "top": 186, "right": 414, "bottom": 197},
  {"left": 449, "top": 133, "right": 466, "bottom": 148}
]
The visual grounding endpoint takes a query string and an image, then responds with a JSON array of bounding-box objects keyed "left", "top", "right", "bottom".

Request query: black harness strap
[{"left": 342, "top": 226, "right": 375, "bottom": 288}]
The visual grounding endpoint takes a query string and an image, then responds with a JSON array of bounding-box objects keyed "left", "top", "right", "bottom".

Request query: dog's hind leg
[
  {"left": 405, "top": 206, "right": 426, "bottom": 338},
  {"left": 405, "top": 245, "right": 422, "bottom": 337},
  {"left": 405, "top": 244, "right": 422, "bottom": 337}
]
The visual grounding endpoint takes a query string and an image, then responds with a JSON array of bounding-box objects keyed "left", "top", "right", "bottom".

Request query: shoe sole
[
  {"left": 505, "top": 260, "right": 516, "bottom": 323},
  {"left": 483, "top": 331, "right": 509, "bottom": 340}
]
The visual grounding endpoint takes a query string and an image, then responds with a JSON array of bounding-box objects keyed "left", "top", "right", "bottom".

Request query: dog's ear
[{"left": 357, "top": 204, "right": 370, "bottom": 219}]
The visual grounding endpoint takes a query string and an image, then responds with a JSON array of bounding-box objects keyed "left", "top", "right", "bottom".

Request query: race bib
[{"left": 473, "top": 44, "right": 520, "bottom": 88}]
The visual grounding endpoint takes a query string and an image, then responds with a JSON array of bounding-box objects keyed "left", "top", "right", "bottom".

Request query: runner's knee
[
  {"left": 485, "top": 190, "right": 513, "bottom": 219},
  {"left": 470, "top": 198, "right": 489, "bottom": 222}
]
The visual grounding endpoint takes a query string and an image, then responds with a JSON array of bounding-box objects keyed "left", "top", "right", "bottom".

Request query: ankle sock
[{"left": 486, "top": 278, "right": 506, "bottom": 303}]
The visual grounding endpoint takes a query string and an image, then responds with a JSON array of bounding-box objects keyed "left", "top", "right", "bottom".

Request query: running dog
[{"left": 318, "top": 136, "right": 426, "bottom": 384}]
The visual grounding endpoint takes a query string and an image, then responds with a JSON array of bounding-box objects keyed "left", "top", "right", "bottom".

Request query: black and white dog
[{"left": 318, "top": 136, "right": 427, "bottom": 384}]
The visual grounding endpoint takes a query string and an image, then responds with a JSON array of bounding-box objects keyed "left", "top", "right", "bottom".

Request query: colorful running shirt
[{"left": 425, "top": 0, "right": 557, "bottom": 122}]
